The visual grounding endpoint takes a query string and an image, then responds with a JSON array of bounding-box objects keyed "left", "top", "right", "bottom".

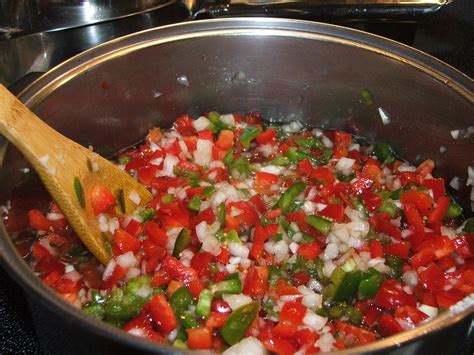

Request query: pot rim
[{"left": 1, "top": 17, "right": 473, "bottom": 354}]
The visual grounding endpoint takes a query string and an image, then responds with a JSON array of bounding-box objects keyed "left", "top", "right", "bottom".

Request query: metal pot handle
[{"left": 192, "top": 0, "right": 448, "bottom": 21}]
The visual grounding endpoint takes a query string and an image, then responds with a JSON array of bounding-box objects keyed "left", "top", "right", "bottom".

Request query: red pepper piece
[{"left": 149, "top": 295, "right": 178, "bottom": 333}]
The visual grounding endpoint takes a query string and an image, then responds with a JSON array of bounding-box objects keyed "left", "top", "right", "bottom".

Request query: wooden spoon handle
[{"left": 0, "top": 84, "right": 70, "bottom": 172}]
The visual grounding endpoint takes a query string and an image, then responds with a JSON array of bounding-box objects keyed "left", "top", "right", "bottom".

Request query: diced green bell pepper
[
  {"left": 188, "top": 196, "right": 201, "bottom": 211},
  {"left": 358, "top": 269, "right": 383, "bottom": 299},
  {"left": 196, "top": 289, "right": 213, "bottom": 318},
  {"left": 138, "top": 208, "right": 155, "bottom": 222},
  {"left": 208, "top": 111, "right": 231, "bottom": 131},
  {"left": 385, "top": 254, "right": 404, "bottom": 279},
  {"left": 306, "top": 215, "right": 332, "bottom": 236},
  {"left": 211, "top": 278, "right": 242, "bottom": 297},
  {"left": 374, "top": 143, "right": 395, "bottom": 163},
  {"left": 296, "top": 136, "right": 324, "bottom": 150},
  {"left": 239, "top": 126, "right": 261, "bottom": 150},
  {"left": 222, "top": 301, "right": 260, "bottom": 345},
  {"left": 275, "top": 181, "right": 306, "bottom": 213},
  {"left": 173, "top": 228, "right": 192, "bottom": 258},
  {"left": 83, "top": 304, "right": 104, "bottom": 319},
  {"left": 464, "top": 217, "right": 474, "bottom": 233},
  {"left": 445, "top": 199, "right": 463, "bottom": 218}
]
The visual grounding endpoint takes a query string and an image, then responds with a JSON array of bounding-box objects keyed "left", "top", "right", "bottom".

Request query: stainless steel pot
[{"left": 0, "top": 18, "right": 473, "bottom": 354}]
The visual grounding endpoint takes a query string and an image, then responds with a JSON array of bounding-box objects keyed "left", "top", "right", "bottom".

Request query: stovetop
[{"left": 0, "top": 0, "right": 472, "bottom": 353}]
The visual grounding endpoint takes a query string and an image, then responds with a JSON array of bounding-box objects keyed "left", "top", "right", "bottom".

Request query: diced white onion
[
  {"left": 116, "top": 251, "right": 137, "bottom": 269},
  {"left": 419, "top": 304, "right": 438, "bottom": 319},
  {"left": 403, "top": 270, "right": 419, "bottom": 287},
  {"left": 223, "top": 337, "right": 266, "bottom": 355},
  {"left": 335, "top": 157, "right": 355, "bottom": 175},
  {"left": 228, "top": 243, "right": 249, "bottom": 259},
  {"left": 47, "top": 212, "right": 64, "bottom": 221},
  {"left": 161, "top": 154, "right": 179, "bottom": 177},
  {"left": 450, "top": 176, "right": 461, "bottom": 191},
  {"left": 222, "top": 294, "right": 253, "bottom": 311},
  {"left": 220, "top": 114, "right": 236, "bottom": 126},
  {"left": 194, "top": 139, "right": 213, "bottom": 166},
  {"left": 102, "top": 259, "right": 116, "bottom": 281},
  {"left": 303, "top": 310, "right": 327, "bottom": 331},
  {"left": 192, "top": 116, "right": 211, "bottom": 131},
  {"left": 378, "top": 107, "right": 391, "bottom": 125}
]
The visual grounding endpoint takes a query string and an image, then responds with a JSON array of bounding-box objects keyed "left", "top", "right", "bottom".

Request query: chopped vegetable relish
[{"left": 17, "top": 112, "right": 474, "bottom": 353}]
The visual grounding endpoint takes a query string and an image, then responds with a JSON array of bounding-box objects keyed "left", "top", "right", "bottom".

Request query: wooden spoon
[{"left": 0, "top": 85, "right": 152, "bottom": 264}]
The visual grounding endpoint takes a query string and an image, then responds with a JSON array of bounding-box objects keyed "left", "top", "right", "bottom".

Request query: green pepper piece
[
  {"left": 345, "top": 305, "right": 363, "bottom": 325},
  {"left": 176, "top": 327, "right": 188, "bottom": 342},
  {"left": 211, "top": 278, "right": 242, "bottom": 296},
  {"left": 83, "top": 304, "right": 104, "bottom": 319},
  {"left": 74, "top": 177, "right": 85, "bottom": 208},
  {"left": 170, "top": 287, "right": 195, "bottom": 316},
  {"left": 464, "top": 217, "right": 474, "bottom": 233},
  {"left": 275, "top": 181, "right": 306, "bottom": 213},
  {"left": 173, "top": 166, "right": 200, "bottom": 180},
  {"left": 316, "top": 148, "right": 333, "bottom": 166},
  {"left": 217, "top": 203, "right": 226, "bottom": 225},
  {"left": 268, "top": 265, "right": 282, "bottom": 285},
  {"left": 286, "top": 147, "right": 314, "bottom": 163},
  {"left": 239, "top": 126, "right": 261, "bottom": 150},
  {"left": 226, "top": 229, "right": 242, "bottom": 244},
  {"left": 118, "top": 156, "right": 131, "bottom": 165},
  {"left": 391, "top": 188, "right": 404, "bottom": 200},
  {"left": 374, "top": 143, "right": 395, "bottom": 163},
  {"left": 208, "top": 111, "right": 230, "bottom": 131},
  {"left": 173, "top": 339, "right": 188, "bottom": 349},
  {"left": 203, "top": 186, "right": 216, "bottom": 198},
  {"left": 306, "top": 215, "right": 332, "bottom": 236},
  {"left": 173, "top": 229, "right": 192, "bottom": 258},
  {"left": 361, "top": 88, "right": 374, "bottom": 106},
  {"left": 378, "top": 199, "right": 398, "bottom": 218},
  {"left": 161, "top": 193, "right": 174, "bottom": 204},
  {"left": 296, "top": 136, "right": 324, "bottom": 150},
  {"left": 223, "top": 149, "right": 234, "bottom": 166},
  {"left": 103, "top": 288, "right": 144, "bottom": 320},
  {"left": 269, "top": 156, "right": 291, "bottom": 166},
  {"left": 352, "top": 199, "right": 368, "bottom": 220},
  {"left": 188, "top": 196, "right": 201, "bottom": 212},
  {"left": 385, "top": 254, "right": 404, "bottom": 279},
  {"left": 178, "top": 311, "right": 200, "bottom": 329},
  {"left": 333, "top": 270, "right": 363, "bottom": 302},
  {"left": 224, "top": 272, "right": 241, "bottom": 281},
  {"left": 196, "top": 289, "right": 213, "bottom": 318},
  {"left": 229, "top": 157, "right": 252, "bottom": 178},
  {"left": 222, "top": 301, "right": 260, "bottom": 345},
  {"left": 127, "top": 275, "right": 152, "bottom": 297},
  {"left": 358, "top": 272, "right": 383, "bottom": 299},
  {"left": 138, "top": 208, "right": 155, "bottom": 222},
  {"left": 445, "top": 199, "right": 463, "bottom": 218}
]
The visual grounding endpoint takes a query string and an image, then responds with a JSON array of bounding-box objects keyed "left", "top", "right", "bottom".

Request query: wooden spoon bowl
[{"left": 0, "top": 85, "right": 152, "bottom": 264}]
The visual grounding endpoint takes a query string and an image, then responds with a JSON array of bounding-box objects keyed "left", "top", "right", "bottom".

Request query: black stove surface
[{"left": 0, "top": 0, "right": 472, "bottom": 353}]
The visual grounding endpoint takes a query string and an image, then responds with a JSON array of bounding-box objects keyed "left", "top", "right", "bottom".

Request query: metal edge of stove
[{"left": 193, "top": 0, "right": 451, "bottom": 20}]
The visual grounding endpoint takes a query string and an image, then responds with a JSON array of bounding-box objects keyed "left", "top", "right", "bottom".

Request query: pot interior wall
[{"left": 0, "top": 21, "right": 473, "bottom": 354}]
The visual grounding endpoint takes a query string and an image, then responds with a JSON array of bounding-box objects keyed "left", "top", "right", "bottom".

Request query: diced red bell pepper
[
  {"left": 295, "top": 328, "right": 319, "bottom": 347},
  {"left": 90, "top": 184, "right": 116, "bottom": 215},
  {"left": 334, "top": 131, "right": 352, "bottom": 148},
  {"left": 243, "top": 266, "right": 269, "bottom": 297},
  {"left": 161, "top": 255, "right": 199, "bottom": 285},
  {"left": 383, "top": 241, "right": 410, "bottom": 259},
  {"left": 435, "top": 289, "right": 465, "bottom": 308},
  {"left": 427, "top": 196, "right": 450, "bottom": 226},
  {"left": 275, "top": 280, "right": 300, "bottom": 296},
  {"left": 255, "top": 171, "right": 279, "bottom": 193},
  {"left": 262, "top": 336, "right": 298, "bottom": 355},
  {"left": 334, "top": 321, "right": 378, "bottom": 345},
  {"left": 403, "top": 203, "right": 425, "bottom": 234},
  {"left": 191, "top": 252, "right": 214, "bottom": 277},
  {"left": 187, "top": 327, "right": 213, "bottom": 349},
  {"left": 256, "top": 128, "right": 277, "bottom": 145},
  {"left": 149, "top": 295, "right": 178, "bottom": 333},
  {"left": 370, "top": 213, "right": 402, "bottom": 240},
  {"left": 114, "top": 229, "right": 140, "bottom": 254},
  {"left": 454, "top": 235, "right": 474, "bottom": 258},
  {"left": 216, "top": 247, "right": 230, "bottom": 264},
  {"left": 151, "top": 269, "right": 171, "bottom": 287},
  {"left": 292, "top": 272, "right": 311, "bottom": 286},
  {"left": 319, "top": 204, "right": 345, "bottom": 223},
  {"left": 279, "top": 301, "right": 306, "bottom": 325},
  {"left": 250, "top": 224, "right": 279, "bottom": 260},
  {"left": 350, "top": 174, "right": 374, "bottom": 195},
  {"left": 125, "top": 219, "right": 143, "bottom": 238},
  {"left": 374, "top": 280, "right": 416, "bottom": 311},
  {"left": 137, "top": 164, "right": 159, "bottom": 186},
  {"left": 28, "top": 209, "right": 65, "bottom": 232},
  {"left": 215, "top": 130, "right": 235, "bottom": 150},
  {"left": 400, "top": 190, "right": 433, "bottom": 216},
  {"left": 422, "top": 178, "right": 446, "bottom": 201},
  {"left": 394, "top": 306, "right": 428, "bottom": 327},
  {"left": 274, "top": 320, "right": 299, "bottom": 338},
  {"left": 297, "top": 242, "right": 321, "bottom": 260},
  {"left": 419, "top": 263, "right": 445, "bottom": 292},
  {"left": 227, "top": 201, "right": 259, "bottom": 227},
  {"left": 369, "top": 240, "right": 384, "bottom": 258},
  {"left": 362, "top": 189, "right": 382, "bottom": 212},
  {"left": 206, "top": 312, "right": 228, "bottom": 328},
  {"left": 378, "top": 314, "right": 403, "bottom": 337},
  {"left": 144, "top": 221, "right": 168, "bottom": 247},
  {"left": 173, "top": 114, "right": 196, "bottom": 136}
]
